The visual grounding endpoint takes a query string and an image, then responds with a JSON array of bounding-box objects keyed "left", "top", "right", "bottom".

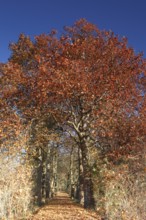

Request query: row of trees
[{"left": 0, "top": 19, "right": 145, "bottom": 219}]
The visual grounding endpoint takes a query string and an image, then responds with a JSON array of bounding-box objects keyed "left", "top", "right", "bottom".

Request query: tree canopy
[{"left": 0, "top": 19, "right": 145, "bottom": 217}]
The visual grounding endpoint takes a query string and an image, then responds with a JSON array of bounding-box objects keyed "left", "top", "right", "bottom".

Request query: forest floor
[{"left": 29, "top": 192, "right": 101, "bottom": 220}]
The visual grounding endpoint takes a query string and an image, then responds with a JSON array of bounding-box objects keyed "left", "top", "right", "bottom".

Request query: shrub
[
  {"left": 0, "top": 152, "right": 33, "bottom": 220},
  {"left": 93, "top": 156, "right": 146, "bottom": 220}
]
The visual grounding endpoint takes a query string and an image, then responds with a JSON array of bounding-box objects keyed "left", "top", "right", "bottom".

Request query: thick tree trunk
[
  {"left": 41, "top": 152, "right": 46, "bottom": 200},
  {"left": 37, "top": 168, "right": 43, "bottom": 206},
  {"left": 50, "top": 148, "right": 58, "bottom": 197},
  {"left": 36, "top": 159, "right": 43, "bottom": 206},
  {"left": 78, "top": 147, "right": 84, "bottom": 205},
  {"left": 80, "top": 142, "right": 95, "bottom": 209},
  {"left": 53, "top": 149, "right": 58, "bottom": 195},
  {"left": 45, "top": 165, "right": 50, "bottom": 200},
  {"left": 45, "top": 143, "right": 51, "bottom": 201},
  {"left": 70, "top": 147, "right": 75, "bottom": 198}
]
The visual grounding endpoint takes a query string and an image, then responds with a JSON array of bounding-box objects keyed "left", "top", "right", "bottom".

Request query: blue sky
[{"left": 0, "top": 0, "right": 146, "bottom": 63}]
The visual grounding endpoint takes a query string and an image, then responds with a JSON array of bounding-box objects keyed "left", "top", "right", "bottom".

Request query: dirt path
[{"left": 29, "top": 192, "right": 101, "bottom": 220}]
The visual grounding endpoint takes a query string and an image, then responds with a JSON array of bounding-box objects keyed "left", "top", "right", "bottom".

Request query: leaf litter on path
[{"left": 29, "top": 192, "right": 101, "bottom": 220}]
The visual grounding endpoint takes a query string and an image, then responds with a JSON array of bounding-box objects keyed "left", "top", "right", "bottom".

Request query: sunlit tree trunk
[
  {"left": 70, "top": 146, "right": 75, "bottom": 198},
  {"left": 50, "top": 146, "right": 58, "bottom": 197},
  {"left": 35, "top": 148, "right": 43, "bottom": 206},
  {"left": 77, "top": 147, "right": 84, "bottom": 205}
]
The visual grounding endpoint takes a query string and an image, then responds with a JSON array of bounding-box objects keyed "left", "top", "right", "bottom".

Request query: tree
[
  {"left": 27, "top": 114, "right": 60, "bottom": 205},
  {"left": 29, "top": 19, "right": 145, "bottom": 208},
  {"left": 4, "top": 19, "right": 146, "bottom": 209}
]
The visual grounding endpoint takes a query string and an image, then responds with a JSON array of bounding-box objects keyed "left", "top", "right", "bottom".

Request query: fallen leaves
[{"left": 29, "top": 192, "right": 101, "bottom": 220}]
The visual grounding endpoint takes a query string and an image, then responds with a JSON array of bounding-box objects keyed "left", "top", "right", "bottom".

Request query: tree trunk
[
  {"left": 35, "top": 153, "right": 43, "bottom": 206},
  {"left": 41, "top": 151, "right": 46, "bottom": 200},
  {"left": 77, "top": 147, "right": 84, "bottom": 205},
  {"left": 53, "top": 149, "right": 58, "bottom": 195},
  {"left": 50, "top": 147, "right": 58, "bottom": 197},
  {"left": 80, "top": 142, "right": 95, "bottom": 209},
  {"left": 70, "top": 147, "right": 75, "bottom": 198},
  {"left": 45, "top": 143, "right": 51, "bottom": 201}
]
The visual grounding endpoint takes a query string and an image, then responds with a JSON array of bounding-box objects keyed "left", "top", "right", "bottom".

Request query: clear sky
[{"left": 0, "top": 0, "right": 146, "bottom": 63}]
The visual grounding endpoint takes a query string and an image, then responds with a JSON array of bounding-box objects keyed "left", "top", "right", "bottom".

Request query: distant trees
[
  {"left": 0, "top": 19, "right": 145, "bottom": 218},
  {"left": 27, "top": 114, "right": 60, "bottom": 205}
]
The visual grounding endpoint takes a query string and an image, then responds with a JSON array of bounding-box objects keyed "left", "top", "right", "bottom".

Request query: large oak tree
[{"left": 5, "top": 19, "right": 146, "bottom": 208}]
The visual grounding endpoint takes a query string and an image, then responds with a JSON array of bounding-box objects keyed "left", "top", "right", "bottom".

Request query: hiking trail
[{"left": 29, "top": 192, "right": 101, "bottom": 220}]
